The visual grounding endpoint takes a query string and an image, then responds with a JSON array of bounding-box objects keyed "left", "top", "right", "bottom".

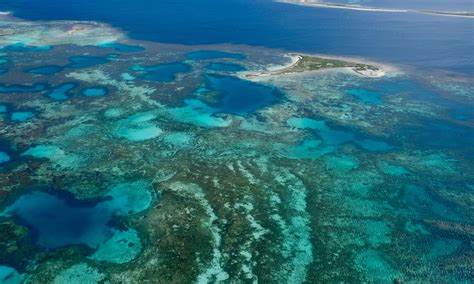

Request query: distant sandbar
[{"left": 278, "top": 0, "right": 474, "bottom": 18}]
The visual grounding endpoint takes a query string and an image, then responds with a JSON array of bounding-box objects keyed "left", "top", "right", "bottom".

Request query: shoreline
[
  {"left": 277, "top": 0, "right": 474, "bottom": 19},
  {"left": 0, "top": 9, "right": 464, "bottom": 81},
  {"left": 0, "top": 13, "right": 390, "bottom": 79},
  {"left": 240, "top": 53, "right": 395, "bottom": 79},
  {"left": 418, "top": 10, "right": 474, "bottom": 18}
]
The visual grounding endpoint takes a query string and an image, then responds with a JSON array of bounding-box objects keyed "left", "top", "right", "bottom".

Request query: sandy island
[{"left": 240, "top": 53, "right": 391, "bottom": 79}]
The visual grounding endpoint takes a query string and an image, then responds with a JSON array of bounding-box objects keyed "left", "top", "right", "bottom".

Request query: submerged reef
[
  {"left": 0, "top": 15, "right": 473, "bottom": 283},
  {"left": 0, "top": 14, "right": 123, "bottom": 47}
]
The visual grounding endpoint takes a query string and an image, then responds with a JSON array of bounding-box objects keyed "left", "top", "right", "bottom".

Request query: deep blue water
[
  {"left": 68, "top": 56, "right": 109, "bottom": 69},
  {"left": 138, "top": 62, "right": 192, "bottom": 82},
  {"left": 1, "top": 0, "right": 473, "bottom": 73},
  {"left": 205, "top": 62, "right": 247, "bottom": 72},
  {"left": 0, "top": 1, "right": 472, "bottom": 280},
  {"left": 186, "top": 50, "right": 246, "bottom": 61},
  {"left": 2, "top": 190, "right": 115, "bottom": 249},
  {"left": 0, "top": 83, "right": 47, "bottom": 93},
  {"left": 97, "top": 42, "right": 145, "bottom": 52},
  {"left": 205, "top": 73, "right": 282, "bottom": 115},
  {"left": 1, "top": 183, "right": 152, "bottom": 249},
  {"left": 342, "top": 77, "right": 474, "bottom": 151},
  {"left": 402, "top": 119, "right": 474, "bottom": 150},
  {"left": 25, "top": 65, "right": 64, "bottom": 75}
]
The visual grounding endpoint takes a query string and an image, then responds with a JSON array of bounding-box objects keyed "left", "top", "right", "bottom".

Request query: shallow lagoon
[
  {"left": 82, "top": 86, "right": 108, "bottom": 97},
  {"left": 47, "top": 83, "right": 77, "bottom": 100},
  {"left": 114, "top": 112, "right": 163, "bottom": 141},
  {"left": 0, "top": 14, "right": 472, "bottom": 284},
  {"left": 287, "top": 117, "right": 393, "bottom": 152},
  {"left": 0, "top": 151, "right": 10, "bottom": 163},
  {"left": 10, "top": 111, "right": 35, "bottom": 122}
]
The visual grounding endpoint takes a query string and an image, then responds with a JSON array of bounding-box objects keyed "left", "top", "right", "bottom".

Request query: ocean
[
  {"left": 1, "top": 0, "right": 473, "bottom": 73},
  {"left": 0, "top": 0, "right": 473, "bottom": 282}
]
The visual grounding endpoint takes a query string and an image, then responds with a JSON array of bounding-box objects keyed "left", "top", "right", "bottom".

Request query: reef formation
[{"left": 0, "top": 13, "right": 473, "bottom": 283}]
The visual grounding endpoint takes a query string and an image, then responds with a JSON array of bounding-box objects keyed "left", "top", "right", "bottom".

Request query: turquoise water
[
  {"left": 345, "top": 88, "right": 383, "bottom": 104},
  {"left": 114, "top": 112, "right": 163, "bottom": 141},
  {"left": 0, "top": 151, "right": 10, "bottom": 163},
  {"left": 0, "top": 43, "right": 51, "bottom": 52},
  {"left": 0, "top": 1, "right": 472, "bottom": 282},
  {"left": 82, "top": 87, "right": 108, "bottom": 97},
  {"left": 288, "top": 117, "right": 393, "bottom": 152},
  {"left": 165, "top": 99, "right": 232, "bottom": 127},
  {"left": 0, "top": 140, "right": 13, "bottom": 166},
  {"left": 0, "top": 266, "right": 24, "bottom": 283},
  {"left": 10, "top": 111, "right": 35, "bottom": 122},
  {"left": 47, "top": 83, "right": 77, "bottom": 101},
  {"left": 0, "top": 40, "right": 472, "bottom": 283},
  {"left": 121, "top": 72, "right": 135, "bottom": 81}
]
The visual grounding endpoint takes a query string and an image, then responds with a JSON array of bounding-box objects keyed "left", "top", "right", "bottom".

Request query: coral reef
[{"left": 0, "top": 15, "right": 472, "bottom": 283}]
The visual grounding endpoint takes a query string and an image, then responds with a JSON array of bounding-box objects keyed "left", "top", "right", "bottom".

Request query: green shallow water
[{"left": 0, "top": 24, "right": 473, "bottom": 283}]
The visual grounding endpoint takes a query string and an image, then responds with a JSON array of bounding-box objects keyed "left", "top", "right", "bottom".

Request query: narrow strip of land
[
  {"left": 241, "top": 54, "right": 386, "bottom": 79},
  {"left": 277, "top": 0, "right": 474, "bottom": 18}
]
